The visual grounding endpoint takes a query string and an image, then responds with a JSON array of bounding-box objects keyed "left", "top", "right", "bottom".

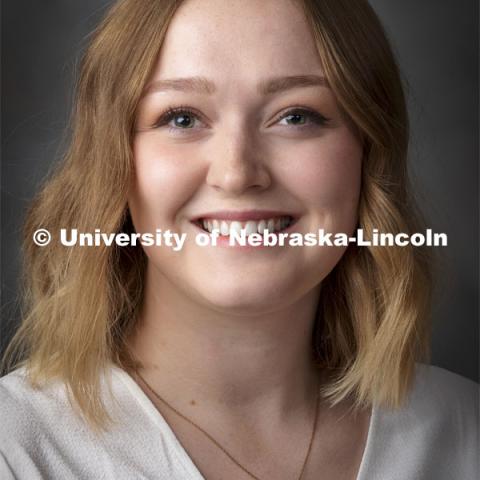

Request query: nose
[{"left": 205, "top": 129, "right": 271, "bottom": 195}]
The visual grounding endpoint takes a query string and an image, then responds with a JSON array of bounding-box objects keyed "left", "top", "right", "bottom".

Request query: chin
[{"left": 195, "top": 279, "right": 298, "bottom": 315}]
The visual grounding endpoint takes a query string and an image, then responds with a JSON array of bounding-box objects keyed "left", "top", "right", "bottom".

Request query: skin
[{"left": 127, "top": 0, "right": 368, "bottom": 478}]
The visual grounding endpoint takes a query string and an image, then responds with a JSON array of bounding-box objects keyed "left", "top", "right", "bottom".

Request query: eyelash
[{"left": 151, "top": 105, "right": 330, "bottom": 131}]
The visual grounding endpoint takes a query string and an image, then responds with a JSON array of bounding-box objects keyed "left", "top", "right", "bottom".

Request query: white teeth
[
  {"left": 220, "top": 221, "right": 229, "bottom": 236},
  {"left": 200, "top": 216, "right": 292, "bottom": 236},
  {"left": 257, "top": 220, "right": 267, "bottom": 234},
  {"left": 245, "top": 221, "right": 257, "bottom": 235},
  {"left": 229, "top": 221, "right": 243, "bottom": 236}
]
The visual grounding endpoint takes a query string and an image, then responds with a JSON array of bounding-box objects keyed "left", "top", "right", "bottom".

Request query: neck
[{"left": 126, "top": 264, "right": 323, "bottom": 420}]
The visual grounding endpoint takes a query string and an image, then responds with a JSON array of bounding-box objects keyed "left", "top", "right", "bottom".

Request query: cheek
[
  {"left": 128, "top": 136, "right": 204, "bottom": 227},
  {"left": 279, "top": 128, "right": 362, "bottom": 209}
]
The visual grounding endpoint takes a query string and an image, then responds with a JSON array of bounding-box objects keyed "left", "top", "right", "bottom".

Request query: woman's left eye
[{"left": 276, "top": 109, "right": 329, "bottom": 127}]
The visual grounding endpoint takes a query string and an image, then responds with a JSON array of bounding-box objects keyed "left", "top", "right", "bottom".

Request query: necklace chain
[{"left": 135, "top": 370, "right": 321, "bottom": 480}]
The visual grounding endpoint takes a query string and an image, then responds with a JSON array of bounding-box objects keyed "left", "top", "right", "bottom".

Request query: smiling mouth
[{"left": 195, "top": 216, "right": 295, "bottom": 236}]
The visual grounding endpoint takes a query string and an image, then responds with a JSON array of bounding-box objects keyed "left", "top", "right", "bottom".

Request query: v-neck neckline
[{"left": 111, "top": 364, "right": 376, "bottom": 480}]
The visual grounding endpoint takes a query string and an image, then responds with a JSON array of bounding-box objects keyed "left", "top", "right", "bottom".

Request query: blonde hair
[{"left": 2, "top": 0, "right": 432, "bottom": 432}]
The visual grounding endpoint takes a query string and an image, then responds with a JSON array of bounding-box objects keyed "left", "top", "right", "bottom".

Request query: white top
[{"left": 0, "top": 363, "right": 477, "bottom": 480}]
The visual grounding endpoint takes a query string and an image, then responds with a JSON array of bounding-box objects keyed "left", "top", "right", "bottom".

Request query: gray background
[{"left": 1, "top": 1, "right": 478, "bottom": 381}]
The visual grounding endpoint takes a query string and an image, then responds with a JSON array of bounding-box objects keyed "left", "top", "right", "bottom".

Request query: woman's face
[{"left": 129, "top": 0, "right": 363, "bottom": 313}]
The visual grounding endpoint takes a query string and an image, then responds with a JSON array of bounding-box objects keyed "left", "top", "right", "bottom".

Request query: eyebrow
[{"left": 142, "top": 74, "right": 330, "bottom": 97}]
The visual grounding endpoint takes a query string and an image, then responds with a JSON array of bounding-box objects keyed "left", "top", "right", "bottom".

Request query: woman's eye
[
  {"left": 169, "top": 113, "right": 196, "bottom": 129},
  {"left": 276, "top": 109, "right": 329, "bottom": 127},
  {"left": 152, "top": 108, "right": 205, "bottom": 131}
]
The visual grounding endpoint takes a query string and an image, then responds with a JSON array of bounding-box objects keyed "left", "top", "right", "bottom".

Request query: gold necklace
[{"left": 135, "top": 370, "right": 321, "bottom": 480}]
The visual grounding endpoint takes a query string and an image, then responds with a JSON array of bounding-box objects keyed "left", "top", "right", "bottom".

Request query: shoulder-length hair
[{"left": 2, "top": 0, "right": 432, "bottom": 432}]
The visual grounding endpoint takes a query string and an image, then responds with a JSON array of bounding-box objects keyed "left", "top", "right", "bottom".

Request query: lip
[
  {"left": 190, "top": 217, "right": 299, "bottom": 249},
  {"left": 191, "top": 210, "right": 299, "bottom": 222},
  {"left": 189, "top": 210, "right": 301, "bottom": 249}
]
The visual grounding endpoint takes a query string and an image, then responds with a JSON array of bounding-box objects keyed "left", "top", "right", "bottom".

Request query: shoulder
[
  {"left": 0, "top": 366, "right": 102, "bottom": 465},
  {"left": 394, "top": 362, "right": 478, "bottom": 446},
  {"left": 0, "top": 366, "right": 72, "bottom": 450},
  {"left": 0, "top": 366, "right": 120, "bottom": 479},
  {"left": 0, "top": 367, "right": 59, "bottom": 478},
  {"left": 0, "top": 367, "right": 47, "bottom": 442},
  {"left": 0, "top": 366, "right": 124, "bottom": 444},
  {"left": 0, "top": 365, "right": 206, "bottom": 479},
  {"left": 411, "top": 362, "right": 478, "bottom": 415},
  {"left": 362, "top": 363, "right": 478, "bottom": 480}
]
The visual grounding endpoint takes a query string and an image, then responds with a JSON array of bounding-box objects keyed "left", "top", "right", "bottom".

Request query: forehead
[{"left": 153, "top": 0, "right": 324, "bottom": 79}]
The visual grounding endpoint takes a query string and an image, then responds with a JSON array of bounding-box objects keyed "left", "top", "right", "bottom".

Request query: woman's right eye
[{"left": 153, "top": 108, "right": 206, "bottom": 131}]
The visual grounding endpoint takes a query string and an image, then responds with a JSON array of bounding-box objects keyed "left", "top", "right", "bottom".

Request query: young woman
[{"left": 1, "top": 0, "right": 477, "bottom": 479}]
